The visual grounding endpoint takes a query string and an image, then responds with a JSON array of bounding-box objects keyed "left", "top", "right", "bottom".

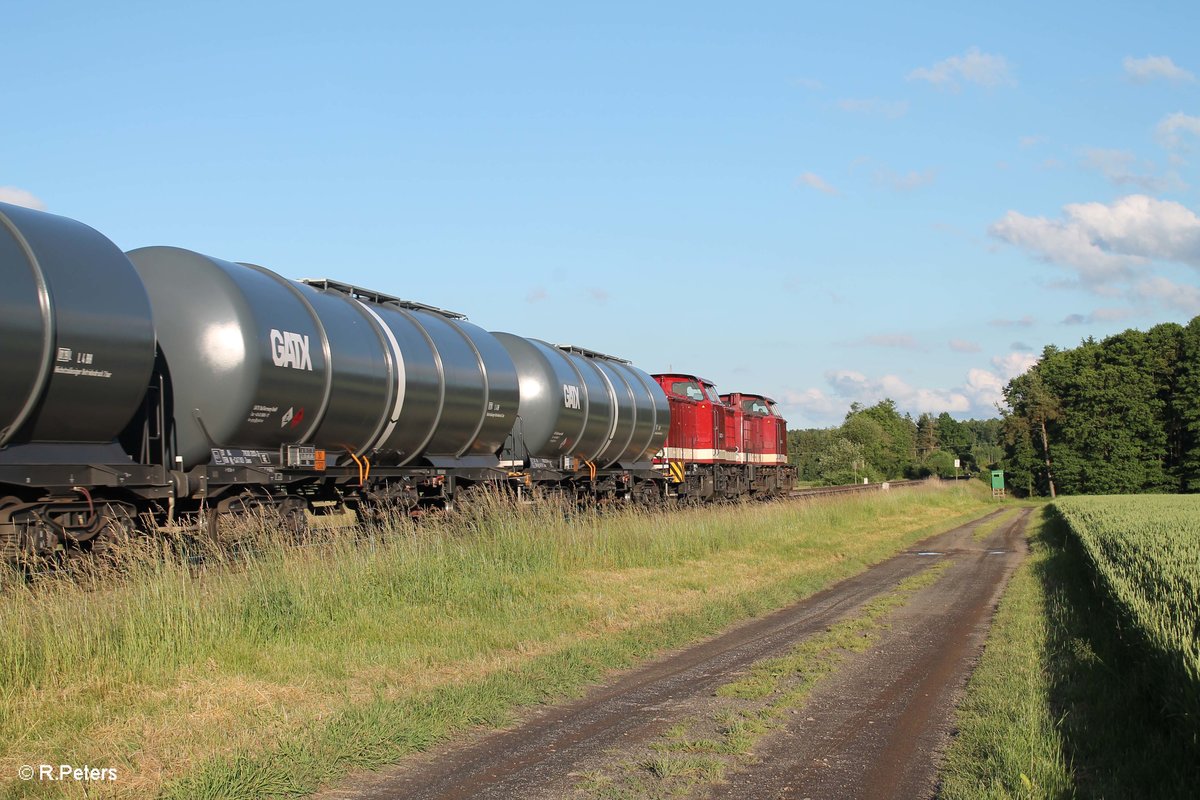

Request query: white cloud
[
  {"left": 907, "top": 47, "right": 1015, "bottom": 91},
  {"left": 911, "top": 390, "right": 972, "bottom": 414},
  {"left": 993, "top": 194, "right": 1200, "bottom": 316},
  {"left": 992, "top": 193, "right": 1200, "bottom": 286},
  {"left": 587, "top": 287, "right": 610, "bottom": 304},
  {"left": 828, "top": 369, "right": 869, "bottom": 397},
  {"left": 525, "top": 287, "right": 548, "bottom": 303},
  {"left": 795, "top": 172, "right": 839, "bottom": 195},
  {"left": 0, "top": 187, "right": 46, "bottom": 210},
  {"left": 825, "top": 369, "right": 971, "bottom": 415},
  {"left": 963, "top": 352, "right": 1037, "bottom": 410},
  {"left": 992, "top": 195, "right": 1200, "bottom": 318},
  {"left": 949, "top": 339, "right": 982, "bottom": 353},
  {"left": 1019, "top": 135, "right": 1047, "bottom": 149},
  {"left": 783, "top": 347, "right": 1042, "bottom": 425},
  {"left": 836, "top": 98, "right": 909, "bottom": 119},
  {"left": 1156, "top": 112, "right": 1200, "bottom": 150},
  {"left": 992, "top": 352, "right": 1038, "bottom": 380},
  {"left": 795, "top": 78, "right": 824, "bottom": 91},
  {"left": 990, "top": 209, "right": 1139, "bottom": 280},
  {"left": 1081, "top": 148, "right": 1179, "bottom": 193},
  {"left": 1065, "top": 195, "right": 1200, "bottom": 266},
  {"left": 965, "top": 368, "right": 1006, "bottom": 409},
  {"left": 1134, "top": 276, "right": 1200, "bottom": 314},
  {"left": 1123, "top": 55, "right": 1195, "bottom": 84},
  {"left": 781, "top": 387, "right": 838, "bottom": 418}
]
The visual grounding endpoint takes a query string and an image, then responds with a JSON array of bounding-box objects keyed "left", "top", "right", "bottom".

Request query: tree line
[
  {"left": 788, "top": 315, "right": 1199, "bottom": 495},
  {"left": 788, "top": 400, "right": 1002, "bottom": 486},
  {"left": 1001, "top": 316, "right": 1200, "bottom": 497}
]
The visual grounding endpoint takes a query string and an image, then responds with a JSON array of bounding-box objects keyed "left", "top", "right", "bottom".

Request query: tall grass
[{"left": 1, "top": 484, "right": 991, "bottom": 798}]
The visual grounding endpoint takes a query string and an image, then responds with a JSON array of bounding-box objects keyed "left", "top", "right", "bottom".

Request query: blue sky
[{"left": 4, "top": 1, "right": 1198, "bottom": 427}]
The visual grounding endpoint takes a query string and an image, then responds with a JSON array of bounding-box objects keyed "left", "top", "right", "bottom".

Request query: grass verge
[
  {"left": 939, "top": 504, "right": 1200, "bottom": 800},
  {"left": 0, "top": 484, "right": 994, "bottom": 799},
  {"left": 971, "top": 507, "right": 1023, "bottom": 542}
]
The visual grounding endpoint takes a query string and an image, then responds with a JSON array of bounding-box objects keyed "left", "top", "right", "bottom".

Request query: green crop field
[
  {"left": 942, "top": 497, "right": 1200, "bottom": 799},
  {"left": 1055, "top": 494, "right": 1200, "bottom": 732}
]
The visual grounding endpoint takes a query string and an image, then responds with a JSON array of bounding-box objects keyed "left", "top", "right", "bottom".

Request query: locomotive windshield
[
  {"left": 704, "top": 385, "right": 722, "bottom": 403},
  {"left": 741, "top": 399, "right": 770, "bottom": 415},
  {"left": 670, "top": 380, "right": 705, "bottom": 401}
]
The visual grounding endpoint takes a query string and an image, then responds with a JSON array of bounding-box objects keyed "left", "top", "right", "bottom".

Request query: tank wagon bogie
[{"left": 0, "top": 201, "right": 794, "bottom": 561}]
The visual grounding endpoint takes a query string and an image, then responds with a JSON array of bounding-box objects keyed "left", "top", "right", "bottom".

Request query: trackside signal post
[{"left": 991, "top": 469, "right": 1006, "bottom": 499}]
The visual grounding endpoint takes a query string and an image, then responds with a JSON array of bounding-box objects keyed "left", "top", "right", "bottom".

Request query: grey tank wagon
[{"left": 0, "top": 201, "right": 672, "bottom": 559}]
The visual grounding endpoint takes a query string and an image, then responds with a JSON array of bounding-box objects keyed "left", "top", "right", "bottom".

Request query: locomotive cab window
[
  {"left": 704, "top": 385, "right": 722, "bottom": 403},
  {"left": 741, "top": 399, "right": 769, "bottom": 415},
  {"left": 670, "top": 381, "right": 705, "bottom": 401}
]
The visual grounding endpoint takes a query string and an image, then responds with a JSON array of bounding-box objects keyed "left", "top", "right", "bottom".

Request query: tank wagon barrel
[
  {"left": 0, "top": 203, "right": 156, "bottom": 453},
  {"left": 0, "top": 200, "right": 794, "bottom": 561}
]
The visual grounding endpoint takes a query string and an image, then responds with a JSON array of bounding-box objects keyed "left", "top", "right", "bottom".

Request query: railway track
[
  {"left": 790, "top": 479, "right": 923, "bottom": 499},
  {"left": 6, "top": 480, "right": 925, "bottom": 583}
]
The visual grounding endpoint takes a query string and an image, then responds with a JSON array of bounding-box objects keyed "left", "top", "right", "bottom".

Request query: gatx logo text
[{"left": 270, "top": 329, "right": 312, "bottom": 370}]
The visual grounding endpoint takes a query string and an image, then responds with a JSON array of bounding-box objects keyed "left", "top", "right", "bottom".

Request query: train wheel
[
  {"left": 205, "top": 490, "right": 271, "bottom": 546},
  {"left": 86, "top": 503, "right": 139, "bottom": 564},
  {"left": 358, "top": 481, "right": 420, "bottom": 528},
  {"left": 633, "top": 481, "right": 663, "bottom": 507},
  {"left": 277, "top": 497, "right": 310, "bottom": 542}
]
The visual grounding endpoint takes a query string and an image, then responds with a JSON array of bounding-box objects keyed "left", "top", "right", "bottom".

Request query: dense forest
[
  {"left": 789, "top": 315, "right": 1199, "bottom": 496},
  {"left": 1001, "top": 316, "right": 1200, "bottom": 496}
]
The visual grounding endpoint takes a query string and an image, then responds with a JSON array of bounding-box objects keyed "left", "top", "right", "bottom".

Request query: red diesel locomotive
[
  {"left": 721, "top": 392, "right": 790, "bottom": 468},
  {"left": 652, "top": 374, "right": 795, "bottom": 499}
]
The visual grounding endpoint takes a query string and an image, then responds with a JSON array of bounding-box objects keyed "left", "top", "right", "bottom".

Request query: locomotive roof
[
  {"left": 721, "top": 391, "right": 778, "bottom": 404},
  {"left": 653, "top": 372, "right": 717, "bottom": 385}
]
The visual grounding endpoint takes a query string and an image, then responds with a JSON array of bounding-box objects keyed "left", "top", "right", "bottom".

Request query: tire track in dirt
[{"left": 314, "top": 508, "right": 1023, "bottom": 800}]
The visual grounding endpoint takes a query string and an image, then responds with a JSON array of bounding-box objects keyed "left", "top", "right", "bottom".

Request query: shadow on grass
[{"left": 1034, "top": 506, "right": 1198, "bottom": 799}]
